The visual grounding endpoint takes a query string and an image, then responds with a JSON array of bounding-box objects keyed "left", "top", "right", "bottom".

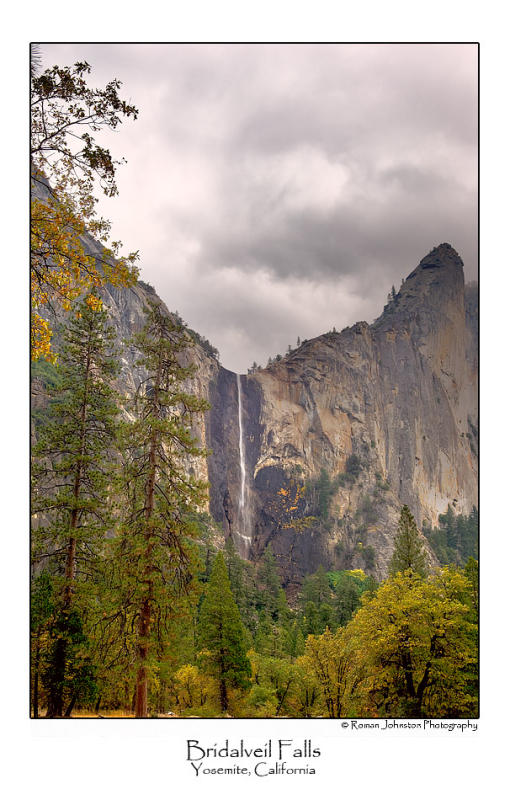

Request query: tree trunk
[
  {"left": 49, "top": 347, "right": 91, "bottom": 717},
  {"left": 135, "top": 665, "right": 148, "bottom": 718},
  {"left": 134, "top": 356, "right": 163, "bottom": 719},
  {"left": 32, "top": 634, "right": 40, "bottom": 718},
  {"left": 64, "top": 691, "right": 78, "bottom": 717},
  {"left": 275, "top": 679, "right": 292, "bottom": 717},
  {"left": 46, "top": 636, "right": 66, "bottom": 717},
  {"left": 219, "top": 678, "right": 228, "bottom": 713},
  {"left": 63, "top": 344, "right": 91, "bottom": 607},
  {"left": 135, "top": 598, "right": 151, "bottom": 717}
]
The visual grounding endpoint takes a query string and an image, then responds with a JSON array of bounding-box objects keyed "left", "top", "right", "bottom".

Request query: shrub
[{"left": 345, "top": 454, "right": 362, "bottom": 478}]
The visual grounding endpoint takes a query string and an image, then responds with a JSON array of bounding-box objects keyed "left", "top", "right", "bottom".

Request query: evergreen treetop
[{"left": 389, "top": 505, "right": 428, "bottom": 578}]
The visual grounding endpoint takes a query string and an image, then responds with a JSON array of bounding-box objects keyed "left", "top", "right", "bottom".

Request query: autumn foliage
[{"left": 31, "top": 61, "right": 139, "bottom": 361}]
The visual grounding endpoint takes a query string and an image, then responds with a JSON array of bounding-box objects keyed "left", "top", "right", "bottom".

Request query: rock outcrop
[{"left": 205, "top": 244, "right": 478, "bottom": 588}]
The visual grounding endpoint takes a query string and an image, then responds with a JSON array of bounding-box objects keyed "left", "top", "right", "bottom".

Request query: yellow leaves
[
  {"left": 31, "top": 313, "right": 57, "bottom": 363},
  {"left": 31, "top": 189, "right": 138, "bottom": 361},
  {"left": 344, "top": 569, "right": 367, "bottom": 581},
  {"left": 339, "top": 567, "right": 478, "bottom": 716},
  {"left": 173, "top": 664, "right": 213, "bottom": 710},
  {"left": 85, "top": 294, "right": 103, "bottom": 311}
]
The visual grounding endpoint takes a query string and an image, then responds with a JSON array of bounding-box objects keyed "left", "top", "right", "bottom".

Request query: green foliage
[
  {"left": 362, "top": 544, "right": 376, "bottom": 570},
  {"left": 224, "top": 538, "right": 258, "bottom": 634},
  {"left": 186, "top": 327, "right": 220, "bottom": 360},
  {"left": 30, "top": 570, "right": 55, "bottom": 717},
  {"left": 257, "top": 545, "right": 282, "bottom": 620},
  {"left": 301, "top": 565, "right": 331, "bottom": 606},
  {"left": 303, "top": 566, "right": 478, "bottom": 719},
  {"left": 317, "top": 468, "right": 333, "bottom": 519},
  {"left": 247, "top": 652, "right": 299, "bottom": 717},
  {"left": 389, "top": 505, "right": 428, "bottom": 577},
  {"left": 31, "top": 299, "right": 120, "bottom": 716},
  {"left": 345, "top": 454, "right": 362, "bottom": 478},
  {"left": 343, "top": 569, "right": 478, "bottom": 717},
  {"left": 113, "top": 301, "right": 210, "bottom": 716},
  {"left": 423, "top": 506, "right": 478, "bottom": 566},
  {"left": 306, "top": 468, "right": 346, "bottom": 520},
  {"left": 198, "top": 552, "right": 251, "bottom": 711},
  {"left": 32, "top": 298, "right": 120, "bottom": 549},
  {"left": 31, "top": 358, "right": 61, "bottom": 390},
  {"left": 30, "top": 302, "right": 478, "bottom": 718},
  {"left": 302, "top": 628, "right": 349, "bottom": 717},
  {"left": 31, "top": 571, "right": 54, "bottom": 633},
  {"left": 42, "top": 608, "right": 98, "bottom": 716},
  {"left": 464, "top": 557, "right": 479, "bottom": 613},
  {"left": 334, "top": 573, "right": 364, "bottom": 626}
]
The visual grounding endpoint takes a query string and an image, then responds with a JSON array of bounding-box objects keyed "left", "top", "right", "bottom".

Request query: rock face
[
  {"left": 33, "top": 216, "right": 478, "bottom": 588},
  {"left": 204, "top": 244, "right": 478, "bottom": 589}
]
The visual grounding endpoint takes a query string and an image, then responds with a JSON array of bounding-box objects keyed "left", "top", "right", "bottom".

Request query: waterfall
[{"left": 236, "top": 374, "right": 249, "bottom": 549}]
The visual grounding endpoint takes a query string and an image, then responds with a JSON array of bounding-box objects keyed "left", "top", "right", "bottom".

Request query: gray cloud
[{"left": 40, "top": 43, "right": 478, "bottom": 373}]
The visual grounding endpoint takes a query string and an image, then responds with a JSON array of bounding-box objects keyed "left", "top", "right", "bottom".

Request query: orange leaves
[
  {"left": 85, "top": 294, "right": 103, "bottom": 311},
  {"left": 269, "top": 481, "right": 311, "bottom": 530}
]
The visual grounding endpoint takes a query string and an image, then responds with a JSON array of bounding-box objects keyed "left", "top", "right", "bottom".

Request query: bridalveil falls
[{"left": 236, "top": 374, "right": 250, "bottom": 555}]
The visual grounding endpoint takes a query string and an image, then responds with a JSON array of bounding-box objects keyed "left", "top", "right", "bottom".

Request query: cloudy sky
[{"left": 40, "top": 43, "right": 477, "bottom": 373}]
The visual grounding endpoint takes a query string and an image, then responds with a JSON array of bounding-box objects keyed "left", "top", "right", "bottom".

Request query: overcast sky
[{"left": 40, "top": 43, "right": 478, "bottom": 373}]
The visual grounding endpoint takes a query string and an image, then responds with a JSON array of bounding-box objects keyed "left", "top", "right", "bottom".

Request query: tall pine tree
[
  {"left": 389, "top": 505, "right": 428, "bottom": 577},
  {"left": 115, "top": 301, "right": 209, "bottom": 717},
  {"left": 31, "top": 297, "right": 120, "bottom": 716}
]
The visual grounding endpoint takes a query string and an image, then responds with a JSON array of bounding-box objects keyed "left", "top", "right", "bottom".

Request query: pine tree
[
  {"left": 31, "top": 297, "right": 120, "bottom": 716},
  {"left": 258, "top": 545, "right": 281, "bottom": 620},
  {"left": 389, "top": 505, "right": 428, "bottom": 577},
  {"left": 334, "top": 573, "right": 363, "bottom": 627},
  {"left": 30, "top": 571, "right": 54, "bottom": 718},
  {"left": 224, "top": 538, "right": 250, "bottom": 624},
  {"left": 198, "top": 552, "right": 251, "bottom": 712},
  {"left": 115, "top": 301, "right": 209, "bottom": 717}
]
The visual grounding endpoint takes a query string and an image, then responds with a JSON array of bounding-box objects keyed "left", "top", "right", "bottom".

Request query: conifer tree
[
  {"left": 198, "top": 552, "right": 251, "bottom": 712},
  {"left": 30, "top": 571, "right": 54, "bottom": 718},
  {"left": 334, "top": 573, "right": 363, "bottom": 626},
  {"left": 31, "top": 297, "right": 120, "bottom": 716},
  {"left": 258, "top": 545, "right": 281, "bottom": 621},
  {"left": 224, "top": 538, "right": 245, "bottom": 603},
  {"left": 115, "top": 301, "right": 209, "bottom": 717},
  {"left": 389, "top": 505, "right": 428, "bottom": 577}
]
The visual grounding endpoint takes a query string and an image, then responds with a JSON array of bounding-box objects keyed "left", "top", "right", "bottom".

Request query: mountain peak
[
  {"left": 407, "top": 242, "right": 464, "bottom": 280},
  {"left": 373, "top": 243, "right": 465, "bottom": 332}
]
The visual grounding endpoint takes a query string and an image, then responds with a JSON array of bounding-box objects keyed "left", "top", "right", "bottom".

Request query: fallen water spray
[
  {"left": 237, "top": 373, "right": 246, "bottom": 516},
  {"left": 236, "top": 374, "right": 251, "bottom": 554}
]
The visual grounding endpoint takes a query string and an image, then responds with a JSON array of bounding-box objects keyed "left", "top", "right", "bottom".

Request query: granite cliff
[
  {"left": 33, "top": 220, "right": 478, "bottom": 588},
  {"left": 206, "top": 244, "right": 478, "bottom": 588}
]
